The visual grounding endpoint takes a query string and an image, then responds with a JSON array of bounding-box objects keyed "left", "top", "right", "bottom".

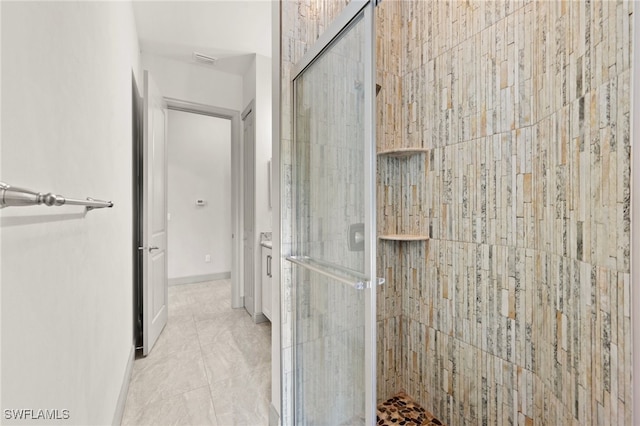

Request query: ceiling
[{"left": 132, "top": 1, "right": 272, "bottom": 76}]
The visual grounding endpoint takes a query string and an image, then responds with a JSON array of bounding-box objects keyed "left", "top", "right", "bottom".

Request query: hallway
[{"left": 122, "top": 280, "right": 271, "bottom": 425}]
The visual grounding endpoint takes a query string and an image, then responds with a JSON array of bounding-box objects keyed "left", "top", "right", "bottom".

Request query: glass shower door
[{"left": 288, "top": 1, "right": 377, "bottom": 424}]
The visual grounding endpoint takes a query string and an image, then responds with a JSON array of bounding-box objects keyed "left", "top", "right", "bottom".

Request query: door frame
[
  {"left": 288, "top": 0, "right": 377, "bottom": 423},
  {"left": 162, "top": 98, "right": 244, "bottom": 309},
  {"left": 241, "top": 100, "right": 260, "bottom": 319},
  {"left": 132, "top": 72, "right": 144, "bottom": 349},
  {"left": 631, "top": 5, "right": 640, "bottom": 422}
]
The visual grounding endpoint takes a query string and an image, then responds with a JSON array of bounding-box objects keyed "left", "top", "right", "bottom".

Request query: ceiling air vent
[{"left": 193, "top": 52, "right": 217, "bottom": 66}]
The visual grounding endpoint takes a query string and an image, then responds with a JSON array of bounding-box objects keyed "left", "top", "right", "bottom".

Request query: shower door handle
[
  {"left": 285, "top": 256, "right": 385, "bottom": 290},
  {"left": 348, "top": 223, "right": 365, "bottom": 251}
]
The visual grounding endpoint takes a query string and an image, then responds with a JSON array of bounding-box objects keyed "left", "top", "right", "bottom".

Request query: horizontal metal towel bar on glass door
[
  {"left": 286, "top": 255, "right": 384, "bottom": 290},
  {"left": 0, "top": 182, "right": 113, "bottom": 211}
]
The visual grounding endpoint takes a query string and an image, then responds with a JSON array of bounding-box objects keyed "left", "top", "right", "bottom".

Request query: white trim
[
  {"left": 166, "top": 97, "right": 238, "bottom": 121},
  {"left": 168, "top": 272, "right": 231, "bottom": 286},
  {"left": 269, "top": 403, "right": 280, "bottom": 426},
  {"left": 164, "top": 98, "right": 244, "bottom": 309},
  {"left": 271, "top": 0, "right": 283, "bottom": 421},
  {"left": 111, "top": 345, "right": 135, "bottom": 426},
  {"left": 362, "top": 2, "right": 377, "bottom": 424},
  {"left": 253, "top": 312, "right": 269, "bottom": 324},
  {"left": 631, "top": 6, "right": 639, "bottom": 424},
  {"left": 241, "top": 99, "right": 258, "bottom": 319},
  {"left": 242, "top": 100, "right": 255, "bottom": 121}
]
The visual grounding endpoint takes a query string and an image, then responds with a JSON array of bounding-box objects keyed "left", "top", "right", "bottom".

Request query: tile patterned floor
[{"left": 121, "top": 280, "right": 271, "bottom": 426}]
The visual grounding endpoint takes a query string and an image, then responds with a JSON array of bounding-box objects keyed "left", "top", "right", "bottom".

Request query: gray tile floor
[{"left": 122, "top": 279, "right": 271, "bottom": 425}]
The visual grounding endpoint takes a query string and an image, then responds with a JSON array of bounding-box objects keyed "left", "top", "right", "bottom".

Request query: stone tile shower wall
[
  {"left": 375, "top": 0, "right": 406, "bottom": 404},
  {"left": 390, "top": 1, "right": 633, "bottom": 425}
]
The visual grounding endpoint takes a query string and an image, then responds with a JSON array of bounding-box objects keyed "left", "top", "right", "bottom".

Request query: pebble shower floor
[{"left": 377, "top": 393, "right": 444, "bottom": 426}]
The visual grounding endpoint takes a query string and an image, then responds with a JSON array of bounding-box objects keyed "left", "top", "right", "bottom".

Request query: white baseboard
[
  {"left": 269, "top": 404, "right": 280, "bottom": 426},
  {"left": 168, "top": 272, "right": 231, "bottom": 286},
  {"left": 232, "top": 296, "right": 244, "bottom": 310},
  {"left": 112, "top": 344, "right": 135, "bottom": 426},
  {"left": 253, "top": 312, "right": 269, "bottom": 324}
]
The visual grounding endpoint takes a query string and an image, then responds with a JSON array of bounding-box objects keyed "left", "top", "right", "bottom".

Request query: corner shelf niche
[
  {"left": 377, "top": 146, "right": 429, "bottom": 242},
  {"left": 377, "top": 147, "right": 429, "bottom": 158}
]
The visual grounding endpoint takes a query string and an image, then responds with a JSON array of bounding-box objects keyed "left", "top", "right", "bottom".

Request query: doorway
[
  {"left": 164, "top": 99, "right": 244, "bottom": 309},
  {"left": 132, "top": 74, "right": 144, "bottom": 350},
  {"left": 123, "top": 96, "right": 272, "bottom": 423},
  {"left": 166, "top": 98, "right": 243, "bottom": 308},
  {"left": 241, "top": 101, "right": 258, "bottom": 319},
  {"left": 166, "top": 109, "right": 232, "bottom": 286},
  {"left": 132, "top": 95, "right": 246, "bottom": 353}
]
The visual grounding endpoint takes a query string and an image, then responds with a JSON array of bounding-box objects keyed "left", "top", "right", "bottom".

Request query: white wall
[
  {"left": 168, "top": 110, "right": 232, "bottom": 282},
  {"left": 1, "top": 2, "right": 139, "bottom": 424},
  {"left": 243, "top": 55, "right": 257, "bottom": 109},
  {"left": 133, "top": 1, "right": 272, "bottom": 59},
  {"left": 142, "top": 52, "right": 243, "bottom": 111}
]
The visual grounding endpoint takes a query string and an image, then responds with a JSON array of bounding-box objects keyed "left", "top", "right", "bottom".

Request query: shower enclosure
[
  {"left": 282, "top": 0, "right": 635, "bottom": 424},
  {"left": 287, "top": 0, "right": 378, "bottom": 424}
]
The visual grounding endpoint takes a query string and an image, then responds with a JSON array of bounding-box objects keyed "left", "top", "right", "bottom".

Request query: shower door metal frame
[{"left": 290, "top": 0, "right": 377, "bottom": 423}]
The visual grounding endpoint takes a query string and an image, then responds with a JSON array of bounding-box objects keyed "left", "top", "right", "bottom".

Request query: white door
[
  {"left": 242, "top": 104, "right": 256, "bottom": 317},
  {"left": 141, "top": 70, "right": 168, "bottom": 356}
]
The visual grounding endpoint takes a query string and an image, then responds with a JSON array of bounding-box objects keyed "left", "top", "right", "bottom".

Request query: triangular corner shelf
[
  {"left": 377, "top": 147, "right": 429, "bottom": 158},
  {"left": 378, "top": 234, "right": 429, "bottom": 241}
]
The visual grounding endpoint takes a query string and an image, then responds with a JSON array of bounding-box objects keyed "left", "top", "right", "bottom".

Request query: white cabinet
[{"left": 261, "top": 245, "right": 272, "bottom": 321}]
